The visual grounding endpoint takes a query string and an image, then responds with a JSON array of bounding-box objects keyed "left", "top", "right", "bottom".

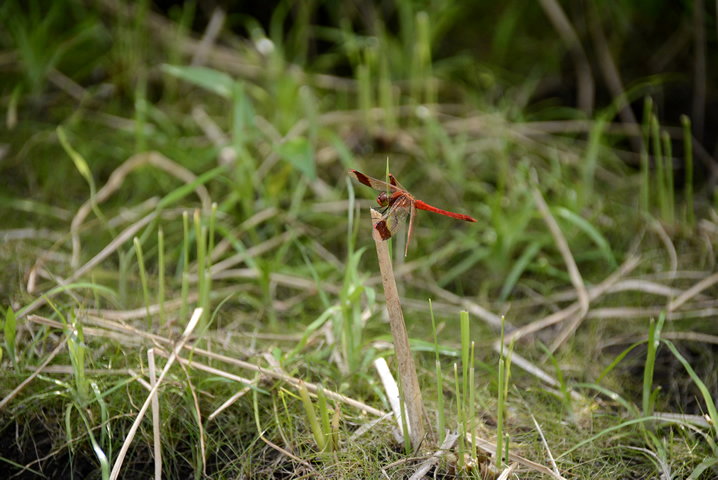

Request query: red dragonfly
[{"left": 348, "top": 169, "right": 477, "bottom": 256}]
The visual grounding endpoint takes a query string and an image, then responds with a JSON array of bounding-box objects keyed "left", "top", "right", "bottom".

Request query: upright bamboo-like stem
[{"left": 370, "top": 209, "right": 425, "bottom": 449}]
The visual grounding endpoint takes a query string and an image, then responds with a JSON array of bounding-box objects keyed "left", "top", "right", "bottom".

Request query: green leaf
[
  {"left": 160, "top": 65, "right": 234, "bottom": 98},
  {"left": 57, "top": 126, "right": 93, "bottom": 185},
  {"left": 274, "top": 136, "right": 316, "bottom": 180},
  {"left": 663, "top": 339, "right": 718, "bottom": 440},
  {"left": 553, "top": 206, "right": 617, "bottom": 268},
  {"left": 4, "top": 307, "right": 17, "bottom": 370},
  {"left": 499, "top": 240, "right": 543, "bottom": 302}
]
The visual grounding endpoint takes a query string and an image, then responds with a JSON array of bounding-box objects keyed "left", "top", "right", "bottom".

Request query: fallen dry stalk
[
  {"left": 530, "top": 169, "right": 588, "bottom": 353},
  {"left": 110, "top": 307, "right": 202, "bottom": 480},
  {"left": 370, "top": 209, "right": 426, "bottom": 449},
  {"left": 27, "top": 313, "right": 386, "bottom": 418},
  {"left": 0, "top": 333, "right": 70, "bottom": 411}
]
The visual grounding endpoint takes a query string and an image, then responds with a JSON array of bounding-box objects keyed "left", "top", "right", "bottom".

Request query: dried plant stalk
[{"left": 370, "top": 209, "right": 425, "bottom": 448}]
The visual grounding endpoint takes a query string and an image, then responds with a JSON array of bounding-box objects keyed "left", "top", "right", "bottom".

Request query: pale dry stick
[
  {"left": 504, "top": 255, "right": 641, "bottom": 344},
  {"left": 624, "top": 446, "right": 672, "bottom": 479},
  {"left": 653, "top": 411, "right": 712, "bottom": 429},
  {"left": 407, "top": 431, "right": 460, "bottom": 480},
  {"left": 259, "top": 435, "right": 315, "bottom": 472},
  {"left": 152, "top": 349, "right": 255, "bottom": 421},
  {"left": 349, "top": 412, "right": 395, "bottom": 442},
  {"left": 531, "top": 171, "right": 590, "bottom": 353},
  {"left": 587, "top": 306, "right": 663, "bottom": 320},
  {"left": 109, "top": 308, "right": 202, "bottom": 480},
  {"left": 587, "top": 1, "right": 643, "bottom": 154},
  {"left": 208, "top": 268, "right": 342, "bottom": 295},
  {"left": 651, "top": 219, "right": 678, "bottom": 279},
  {"left": 643, "top": 269, "right": 712, "bottom": 282},
  {"left": 70, "top": 211, "right": 158, "bottom": 282},
  {"left": 173, "top": 347, "right": 207, "bottom": 477},
  {"left": 147, "top": 349, "right": 162, "bottom": 480},
  {"left": 209, "top": 207, "right": 279, "bottom": 260},
  {"left": 603, "top": 331, "right": 718, "bottom": 348},
  {"left": 532, "top": 415, "right": 561, "bottom": 479},
  {"left": 405, "top": 275, "right": 507, "bottom": 331},
  {"left": 531, "top": 170, "right": 588, "bottom": 317},
  {"left": 589, "top": 306, "right": 718, "bottom": 321},
  {"left": 501, "top": 119, "right": 718, "bottom": 179},
  {"left": 496, "top": 463, "right": 519, "bottom": 480},
  {"left": 374, "top": 358, "right": 406, "bottom": 433},
  {"left": 206, "top": 231, "right": 294, "bottom": 275},
  {"left": 26, "top": 366, "right": 134, "bottom": 375},
  {"left": 700, "top": 226, "right": 716, "bottom": 266},
  {"left": 29, "top": 315, "right": 143, "bottom": 345},
  {"left": 191, "top": 6, "right": 226, "bottom": 67},
  {"left": 48, "top": 68, "right": 86, "bottom": 101},
  {"left": 107, "top": 197, "right": 161, "bottom": 229},
  {"left": 158, "top": 352, "right": 254, "bottom": 387},
  {"left": 370, "top": 208, "right": 426, "bottom": 449},
  {"left": 494, "top": 343, "right": 585, "bottom": 403},
  {"left": 208, "top": 387, "right": 252, "bottom": 421},
  {"left": 467, "top": 434, "right": 568, "bottom": 480},
  {"left": 514, "top": 279, "right": 689, "bottom": 308},
  {"left": 192, "top": 345, "right": 387, "bottom": 415},
  {"left": 25, "top": 200, "right": 160, "bottom": 294},
  {"left": 70, "top": 151, "right": 212, "bottom": 268},
  {"left": 191, "top": 106, "right": 237, "bottom": 167},
  {"left": 667, "top": 271, "right": 718, "bottom": 312},
  {"left": 662, "top": 331, "right": 718, "bottom": 344},
  {"left": 366, "top": 245, "right": 468, "bottom": 287},
  {"left": 36, "top": 312, "right": 386, "bottom": 418},
  {"left": 400, "top": 297, "right": 462, "bottom": 318},
  {"left": 0, "top": 334, "right": 70, "bottom": 411},
  {"left": 192, "top": 105, "right": 228, "bottom": 145},
  {"left": 86, "top": 292, "right": 201, "bottom": 321},
  {"left": 128, "top": 369, "right": 153, "bottom": 391},
  {"left": 537, "top": 0, "right": 594, "bottom": 115},
  {"left": 16, "top": 211, "right": 159, "bottom": 321}
]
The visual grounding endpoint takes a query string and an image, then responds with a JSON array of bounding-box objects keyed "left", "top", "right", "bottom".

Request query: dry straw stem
[
  {"left": 587, "top": 0, "right": 642, "bottom": 154},
  {"left": 506, "top": 255, "right": 640, "bottom": 343},
  {"left": 370, "top": 208, "right": 426, "bottom": 449},
  {"left": 406, "top": 431, "right": 459, "bottom": 480},
  {"left": 467, "top": 434, "right": 568, "bottom": 480},
  {"left": 529, "top": 169, "right": 588, "bottom": 353},
  {"left": 27, "top": 314, "right": 386, "bottom": 418},
  {"left": 109, "top": 307, "right": 202, "bottom": 480},
  {"left": 147, "top": 349, "right": 162, "bottom": 480},
  {"left": 0, "top": 333, "right": 70, "bottom": 411},
  {"left": 70, "top": 151, "right": 212, "bottom": 268},
  {"left": 537, "top": 0, "right": 594, "bottom": 115},
  {"left": 18, "top": 210, "right": 160, "bottom": 321}
]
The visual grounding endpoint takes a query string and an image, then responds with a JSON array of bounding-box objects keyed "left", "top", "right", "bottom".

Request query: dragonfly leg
[{"left": 405, "top": 202, "right": 416, "bottom": 256}]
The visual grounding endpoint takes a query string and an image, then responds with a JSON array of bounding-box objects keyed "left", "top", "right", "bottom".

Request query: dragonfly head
[{"left": 376, "top": 192, "right": 390, "bottom": 207}]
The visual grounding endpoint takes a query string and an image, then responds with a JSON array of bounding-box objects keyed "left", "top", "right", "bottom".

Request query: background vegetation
[{"left": 1, "top": 0, "right": 718, "bottom": 478}]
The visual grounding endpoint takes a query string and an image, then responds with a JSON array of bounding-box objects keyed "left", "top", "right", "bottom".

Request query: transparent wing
[
  {"left": 348, "top": 169, "right": 404, "bottom": 194},
  {"left": 372, "top": 195, "right": 411, "bottom": 241}
]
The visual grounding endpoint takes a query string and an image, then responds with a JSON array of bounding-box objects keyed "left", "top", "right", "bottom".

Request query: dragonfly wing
[
  {"left": 348, "top": 169, "right": 403, "bottom": 194},
  {"left": 372, "top": 196, "right": 411, "bottom": 242},
  {"left": 388, "top": 173, "right": 406, "bottom": 191}
]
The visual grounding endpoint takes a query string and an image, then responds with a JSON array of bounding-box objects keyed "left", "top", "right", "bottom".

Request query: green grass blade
[
  {"left": 499, "top": 240, "right": 542, "bottom": 302},
  {"left": 553, "top": 206, "right": 617, "bottom": 268},
  {"left": 662, "top": 339, "right": 718, "bottom": 440}
]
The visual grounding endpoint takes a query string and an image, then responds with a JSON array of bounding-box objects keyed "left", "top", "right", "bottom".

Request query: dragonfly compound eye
[{"left": 377, "top": 192, "right": 389, "bottom": 207}]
